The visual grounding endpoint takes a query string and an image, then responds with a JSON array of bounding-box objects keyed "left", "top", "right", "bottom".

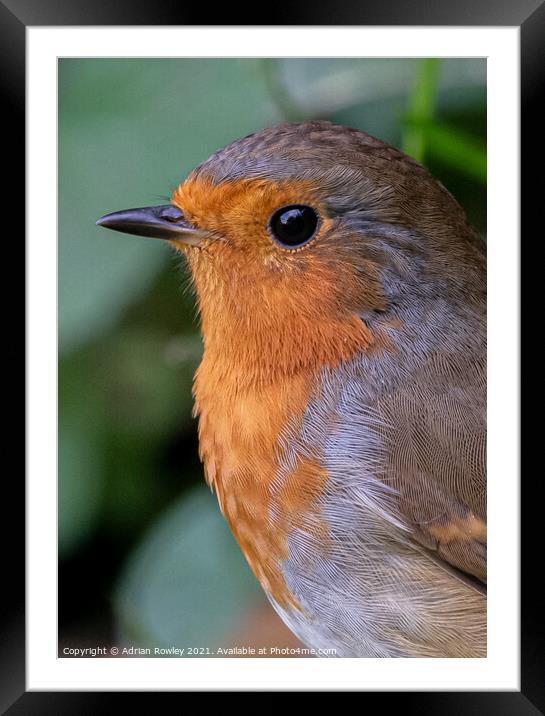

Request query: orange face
[{"left": 170, "top": 173, "right": 385, "bottom": 388}]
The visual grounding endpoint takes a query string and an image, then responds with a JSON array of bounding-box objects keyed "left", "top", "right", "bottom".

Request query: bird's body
[{"left": 97, "top": 121, "right": 486, "bottom": 657}]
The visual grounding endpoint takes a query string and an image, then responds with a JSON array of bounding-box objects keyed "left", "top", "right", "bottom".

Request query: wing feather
[{"left": 377, "top": 350, "right": 486, "bottom": 583}]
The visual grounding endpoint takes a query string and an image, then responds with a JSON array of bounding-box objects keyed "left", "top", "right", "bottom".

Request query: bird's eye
[{"left": 268, "top": 205, "right": 319, "bottom": 249}]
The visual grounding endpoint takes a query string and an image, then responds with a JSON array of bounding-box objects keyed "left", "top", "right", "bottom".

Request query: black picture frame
[{"left": 9, "top": 0, "right": 536, "bottom": 708}]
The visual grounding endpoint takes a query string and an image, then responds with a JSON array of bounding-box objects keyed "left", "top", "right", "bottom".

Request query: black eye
[{"left": 269, "top": 205, "right": 319, "bottom": 248}]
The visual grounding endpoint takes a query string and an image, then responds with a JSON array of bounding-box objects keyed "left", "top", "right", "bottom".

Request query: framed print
[{"left": 12, "top": 0, "right": 536, "bottom": 707}]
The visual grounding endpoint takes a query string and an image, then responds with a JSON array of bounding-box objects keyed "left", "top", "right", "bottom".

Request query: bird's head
[{"left": 97, "top": 121, "right": 481, "bottom": 384}]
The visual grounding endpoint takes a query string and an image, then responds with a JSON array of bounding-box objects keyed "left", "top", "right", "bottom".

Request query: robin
[{"left": 97, "top": 121, "right": 486, "bottom": 658}]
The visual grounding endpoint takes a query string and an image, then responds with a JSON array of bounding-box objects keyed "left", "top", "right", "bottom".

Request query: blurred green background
[{"left": 58, "top": 58, "right": 486, "bottom": 656}]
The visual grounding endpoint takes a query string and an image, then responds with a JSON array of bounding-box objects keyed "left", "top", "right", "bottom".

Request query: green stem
[{"left": 403, "top": 59, "right": 441, "bottom": 162}]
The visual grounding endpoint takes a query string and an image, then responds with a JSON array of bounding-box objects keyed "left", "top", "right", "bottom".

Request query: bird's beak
[{"left": 95, "top": 204, "right": 206, "bottom": 246}]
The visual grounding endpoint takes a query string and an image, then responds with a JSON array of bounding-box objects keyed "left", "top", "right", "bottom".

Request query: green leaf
[{"left": 114, "top": 488, "right": 263, "bottom": 653}]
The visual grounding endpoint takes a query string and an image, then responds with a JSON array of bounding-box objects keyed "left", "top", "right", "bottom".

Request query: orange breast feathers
[
  {"left": 195, "top": 368, "right": 329, "bottom": 609},
  {"left": 171, "top": 175, "right": 380, "bottom": 608}
]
